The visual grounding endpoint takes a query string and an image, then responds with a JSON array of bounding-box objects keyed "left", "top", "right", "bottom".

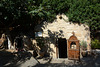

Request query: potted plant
[{"left": 80, "top": 41, "right": 87, "bottom": 57}]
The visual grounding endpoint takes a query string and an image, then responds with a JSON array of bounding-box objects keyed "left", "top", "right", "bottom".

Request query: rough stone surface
[
  {"left": 19, "top": 57, "right": 38, "bottom": 67},
  {"left": 1, "top": 49, "right": 100, "bottom": 67},
  {"left": 35, "top": 14, "right": 91, "bottom": 58}
]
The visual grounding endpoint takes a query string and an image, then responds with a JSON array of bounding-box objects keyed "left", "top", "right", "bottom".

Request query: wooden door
[
  {"left": 68, "top": 41, "right": 80, "bottom": 60},
  {"left": 68, "top": 33, "right": 80, "bottom": 60}
]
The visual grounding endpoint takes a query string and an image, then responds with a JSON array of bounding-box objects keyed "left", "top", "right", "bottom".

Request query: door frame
[{"left": 56, "top": 38, "right": 67, "bottom": 58}]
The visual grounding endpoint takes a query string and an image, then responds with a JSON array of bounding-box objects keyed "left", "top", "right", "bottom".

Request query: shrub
[{"left": 91, "top": 39, "right": 100, "bottom": 49}]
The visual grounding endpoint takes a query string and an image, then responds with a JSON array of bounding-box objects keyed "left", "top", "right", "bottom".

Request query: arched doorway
[{"left": 68, "top": 32, "right": 80, "bottom": 60}]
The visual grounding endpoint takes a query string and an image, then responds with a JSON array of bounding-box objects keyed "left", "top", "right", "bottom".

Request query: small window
[
  {"left": 70, "top": 42, "right": 76, "bottom": 49},
  {"left": 35, "top": 31, "right": 43, "bottom": 37}
]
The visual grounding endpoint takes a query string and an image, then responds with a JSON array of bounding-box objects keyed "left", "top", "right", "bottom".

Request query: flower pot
[{"left": 81, "top": 51, "right": 87, "bottom": 57}]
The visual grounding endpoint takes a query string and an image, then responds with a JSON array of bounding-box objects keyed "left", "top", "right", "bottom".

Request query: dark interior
[{"left": 58, "top": 38, "right": 67, "bottom": 58}]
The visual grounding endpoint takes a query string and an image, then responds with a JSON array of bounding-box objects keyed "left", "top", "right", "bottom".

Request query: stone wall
[{"left": 36, "top": 14, "right": 91, "bottom": 58}]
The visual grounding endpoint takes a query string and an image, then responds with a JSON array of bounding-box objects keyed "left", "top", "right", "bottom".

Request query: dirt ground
[{"left": 0, "top": 49, "right": 100, "bottom": 67}]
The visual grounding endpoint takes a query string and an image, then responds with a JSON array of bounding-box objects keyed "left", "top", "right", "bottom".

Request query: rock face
[
  {"left": 35, "top": 14, "right": 91, "bottom": 58},
  {"left": 19, "top": 57, "right": 38, "bottom": 67}
]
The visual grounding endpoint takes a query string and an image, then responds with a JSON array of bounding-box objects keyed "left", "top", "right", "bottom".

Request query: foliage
[
  {"left": 66, "top": 0, "right": 100, "bottom": 32},
  {"left": 0, "top": 0, "right": 100, "bottom": 28},
  {"left": 91, "top": 39, "right": 100, "bottom": 49},
  {"left": 0, "top": 0, "right": 35, "bottom": 27},
  {"left": 80, "top": 41, "right": 87, "bottom": 50},
  {"left": 0, "top": 0, "right": 100, "bottom": 38}
]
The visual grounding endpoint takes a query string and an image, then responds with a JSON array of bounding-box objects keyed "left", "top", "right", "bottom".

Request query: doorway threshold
[{"left": 50, "top": 58, "right": 73, "bottom": 63}]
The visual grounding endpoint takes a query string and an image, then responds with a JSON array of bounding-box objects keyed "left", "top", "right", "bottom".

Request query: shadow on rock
[
  {"left": 32, "top": 52, "right": 100, "bottom": 67},
  {"left": 0, "top": 50, "right": 16, "bottom": 67},
  {"left": 0, "top": 50, "right": 33, "bottom": 67}
]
